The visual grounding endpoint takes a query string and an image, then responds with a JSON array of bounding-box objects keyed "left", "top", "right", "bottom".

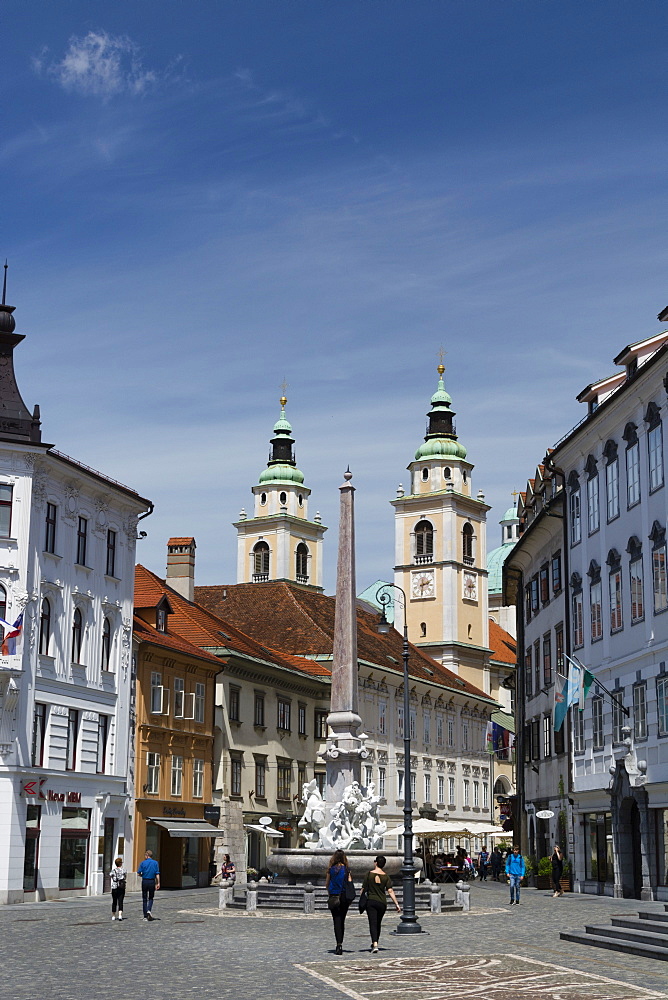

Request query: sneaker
[
  {"left": 372, "top": 946, "right": 378, "bottom": 954},
  {"left": 111, "top": 915, "right": 116, "bottom": 921},
  {"left": 118, "top": 915, "right": 123, "bottom": 921},
  {"left": 508, "top": 900, "right": 514, "bottom": 905},
  {"left": 146, "top": 912, "right": 154, "bottom": 921}
]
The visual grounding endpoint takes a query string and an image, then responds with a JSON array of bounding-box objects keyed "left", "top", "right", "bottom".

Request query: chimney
[{"left": 166, "top": 537, "right": 196, "bottom": 603}]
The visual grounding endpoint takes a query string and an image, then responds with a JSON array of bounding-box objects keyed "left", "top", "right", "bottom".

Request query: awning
[
  {"left": 491, "top": 710, "right": 515, "bottom": 734},
  {"left": 245, "top": 824, "right": 283, "bottom": 838},
  {"left": 148, "top": 818, "right": 217, "bottom": 839}
]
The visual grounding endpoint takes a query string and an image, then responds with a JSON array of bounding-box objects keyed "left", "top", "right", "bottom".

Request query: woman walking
[
  {"left": 326, "top": 849, "right": 353, "bottom": 955},
  {"left": 361, "top": 855, "right": 401, "bottom": 953},
  {"left": 551, "top": 845, "right": 564, "bottom": 897},
  {"left": 110, "top": 857, "right": 126, "bottom": 921}
]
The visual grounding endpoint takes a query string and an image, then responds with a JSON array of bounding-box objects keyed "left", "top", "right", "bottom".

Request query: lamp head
[{"left": 377, "top": 608, "right": 391, "bottom": 635}]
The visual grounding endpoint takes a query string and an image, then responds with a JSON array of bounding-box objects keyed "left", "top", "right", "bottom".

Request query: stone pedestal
[{"left": 266, "top": 848, "right": 420, "bottom": 886}]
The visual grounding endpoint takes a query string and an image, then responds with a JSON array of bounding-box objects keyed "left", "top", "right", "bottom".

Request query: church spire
[
  {"left": 415, "top": 363, "right": 466, "bottom": 461},
  {"left": 259, "top": 394, "right": 305, "bottom": 486},
  {"left": 0, "top": 268, "right": 43, "bottom": 445}
]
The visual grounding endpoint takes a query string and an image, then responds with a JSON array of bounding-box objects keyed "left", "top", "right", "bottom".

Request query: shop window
[
  {"left": 59, "top": 808, "right": 91, "bottom": 890},
  {"left": 23, "top": 805, "right": 41, "bottom": 891},
  {"left": 586, "top": 812, "right": 613, "bottom": 882}
]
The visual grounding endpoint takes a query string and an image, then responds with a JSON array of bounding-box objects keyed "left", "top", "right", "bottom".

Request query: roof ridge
[{"left": 282, "top": 582, "right": 333, "bottom": 645}]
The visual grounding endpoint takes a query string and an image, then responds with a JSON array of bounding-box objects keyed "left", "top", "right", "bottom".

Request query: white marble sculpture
[{"left": 299, "top": 779, "right": 387, "bottom": 851}]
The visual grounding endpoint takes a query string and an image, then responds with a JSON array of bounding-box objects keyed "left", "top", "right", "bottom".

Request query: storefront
[
  {"left": 133, "top": 802, "right": 216, "bottom": 889},
  {"left": 9, "top": 772, "right": 131, "bottom": 903}
]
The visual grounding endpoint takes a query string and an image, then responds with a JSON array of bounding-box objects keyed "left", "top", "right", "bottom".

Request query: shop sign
[
  {"left": 204, "top": 805, "right": 220, "bottom": 826},
  {"left": 163, "top": 806, "right": 186, "bottom": 817},
  {"left": 47, "top": 790, "right": 81, "bottom": 803},
  {"left": 277, "top": 822, "right": 292, "bottom": 832},
  {"left": 21, "top": 778, "right": 46, "bottom": 799}
]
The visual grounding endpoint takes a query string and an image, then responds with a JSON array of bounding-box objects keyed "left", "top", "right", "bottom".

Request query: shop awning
[
  {"left": 491, "top": 710, "right": 515, "bottom": 734},
  {"left": 149, "top": 818, "right": 217, "bottom": 838},
  {"left": 245, "top": 824, "right": 283, "bottom": 837}
]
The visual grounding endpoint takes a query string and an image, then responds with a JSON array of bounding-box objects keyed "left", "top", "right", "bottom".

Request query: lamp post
[{"left": 376, "top": 583, "right": 422, "bottom": 934}]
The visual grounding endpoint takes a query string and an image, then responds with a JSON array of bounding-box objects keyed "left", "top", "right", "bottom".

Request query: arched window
[
  {"left": 421, "top": 468, "right": 429, "bottom": 481},
  {"left": 72, "top": 607, "right": 83, "bottom": 664},
  {"left": 101, "top": 618, "right": 112, "bottom": 671},
  {"left": 415, "top": 520, "right": 433, "bottom": 563},
  {"left": 443, "top": 467, "right": 451, "bottom": 480},
  {"left": 420, "top": 622, "right": 427, "bottom": 638},
  {"left": 296, "top": 543, "right": 309, "bottom": 582},
  {"left": 39, "top": 598, "right": 51, "bottom": 656},
  {"left": 463, "top": 523, "right": 474, "bottom": 563},
  {"left": 253, "top": 541, "right": 270, "bottom": 580}
]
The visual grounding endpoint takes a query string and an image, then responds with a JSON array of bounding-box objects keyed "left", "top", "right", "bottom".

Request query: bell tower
[
  {"left": 234, "top": 395, "right": 326, "bottom": 588},
  {"left": 390, "top": 365, "right": 491, "bottom": 689}
]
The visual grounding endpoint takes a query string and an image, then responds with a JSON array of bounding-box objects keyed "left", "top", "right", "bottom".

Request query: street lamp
[{"left": 376, "top": 583, "right": 422, "bottom": 935}]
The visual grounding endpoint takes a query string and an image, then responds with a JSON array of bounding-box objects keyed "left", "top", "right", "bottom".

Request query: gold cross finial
[
  {"left": 437, "top": 346, "right": 446, "bottom": 376},
  {"left": 512, "top": 490, "right": 519, "bottom": 502},
  {"left": 279, "top": 378, "right": 288, "bottom": 408}
]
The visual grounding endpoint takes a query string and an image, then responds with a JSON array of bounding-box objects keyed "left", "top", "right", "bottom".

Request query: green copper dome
[
  {"left": 503, "top": 505, "right": 519, "bottom": 522},
  {"left": 415, "top": 364, "right": 466, "bottom": 461},
  {"left": 415, "top": 437, "right": 467, "bottom": 460},
  {"left": 487, "top": 541, "right": 515, "bottom": 595},
  {"left": 258, "top": 463, "right": 305, "bottom": 485}
]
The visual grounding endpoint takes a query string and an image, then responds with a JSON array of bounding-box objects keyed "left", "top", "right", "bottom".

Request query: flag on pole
[
  {"left": 485, "top": 721, "right": 494, "bottom": 753},
  {"left": 553, "top": 668, "right": 579, "bottom": 731},
  {"left": 564, "top": 653, "right": 594, "bottom": 710},
  {"left": 0, "top": 613, "right": 23, "bottom": 656}
]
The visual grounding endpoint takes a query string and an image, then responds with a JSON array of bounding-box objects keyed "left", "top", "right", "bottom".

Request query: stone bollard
[
  {"left": 303, "top": 881, "right": 316, "bottom": 914},
  {"left": 455, "top": 881, "right": 471, "bottom": 912},
  {"left": 218, "top": 878, "right": 234, "bottom": 909},
  {"left": 430, "top": 882, "right": 442, "bottom": 914},
  {"left": 246, "top": 881, "right": 258, "bottom": 912}
]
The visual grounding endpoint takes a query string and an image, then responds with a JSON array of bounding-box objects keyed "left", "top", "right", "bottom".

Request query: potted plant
[
  {"left": 560, "top": 858, "right": 572, "bottom": 893},
  {"left": 536, "top": 856, "right": 553, "bottom": 890},
  {"left": 523, "top": 854, "right": 536, "bottom": 888}
]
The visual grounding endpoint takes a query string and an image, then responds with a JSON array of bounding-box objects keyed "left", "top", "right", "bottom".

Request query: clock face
[
  {"left": 411, "top": 570, "right": 435, "bottom": 599},
  {"left": 463, "top": 572, "right": 477, "bottom": 601}
]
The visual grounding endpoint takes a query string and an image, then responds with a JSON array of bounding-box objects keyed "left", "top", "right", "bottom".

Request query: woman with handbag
[
  {"left": 110, "top": 857, "right": 127, "bottom": 921},
  {"left": 361, "top": 855, "right": 401, "bottom": 953},
  {"left": 325, "top": 849, "right": 355, "bottom": 954}
]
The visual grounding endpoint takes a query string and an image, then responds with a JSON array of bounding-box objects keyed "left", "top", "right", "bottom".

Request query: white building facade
[
  {"left": 0, "top": 294, "right": 151, "bottom": 903},
  {"left": 551, "top": 328, "right": 668, "bottom": 899}
]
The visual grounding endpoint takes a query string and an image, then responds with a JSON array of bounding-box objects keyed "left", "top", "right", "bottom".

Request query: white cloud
[{"left": 39, "top": 31, "right": 157, "bottom": 99}]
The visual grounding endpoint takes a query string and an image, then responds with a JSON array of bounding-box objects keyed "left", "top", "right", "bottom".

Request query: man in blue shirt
[{"left": 137, "top": 850, "right": 161, "bottom": 920}]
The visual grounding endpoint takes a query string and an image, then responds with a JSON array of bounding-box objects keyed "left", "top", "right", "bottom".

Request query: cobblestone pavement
[{"left": 1, "top": 880, "right": 668, "bottom": 1000}]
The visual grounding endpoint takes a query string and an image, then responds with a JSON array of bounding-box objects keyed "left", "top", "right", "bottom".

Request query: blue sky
[{"left": 3, "top": 1, "right": 668, "bottom": 593}]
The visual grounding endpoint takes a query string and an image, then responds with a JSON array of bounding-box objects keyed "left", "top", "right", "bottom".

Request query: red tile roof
[
  {"left": 135, "top": 566, "right": 329, "bottom": 678},
  {"left": 133, "top": 615, "right": 220, "bottom": 666},
  {"left": 194, "top": 581, "right": 495, "bottom": 702},
  {"left": 488, "top": 620, "right": 517, "bottom": 665},
  {"left": 168, "top": 537, "right": 195, "bottom": 545}
]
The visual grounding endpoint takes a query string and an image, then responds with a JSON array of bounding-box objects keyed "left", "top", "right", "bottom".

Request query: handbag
[
  {"left": 345, "top": 879, "right": 356, "bottom": 902},
  {"left": 358, "top": 888, "right": 368, "bottom": 913}
]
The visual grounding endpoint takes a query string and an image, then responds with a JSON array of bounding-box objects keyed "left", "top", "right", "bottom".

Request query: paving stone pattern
[{"left": 1, "top": 880, "right": 668, "bottom": 1000}]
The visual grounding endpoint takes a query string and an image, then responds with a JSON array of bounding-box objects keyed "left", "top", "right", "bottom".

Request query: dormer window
[
  {"left": 627, "top": 358, "right": 638, "bottom": 378},
  {"left": 156, "top": 608, "right": 167, "bottom": 632}
]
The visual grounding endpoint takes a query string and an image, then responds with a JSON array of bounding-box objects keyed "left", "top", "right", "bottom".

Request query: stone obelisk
[{"left": 325, "top": 469, "right": 363, "bottom": 805}]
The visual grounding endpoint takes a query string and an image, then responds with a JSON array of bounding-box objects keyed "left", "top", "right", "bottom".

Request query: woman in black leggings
[
  {"left": 326, "top": 850, "right": 353, "bottom": 954},
  {"left": 361, "top": 855, "right": 401, "bottom": 953}
]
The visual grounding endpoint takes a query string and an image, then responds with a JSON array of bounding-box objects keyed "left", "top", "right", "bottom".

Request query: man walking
[
  {"left": 138, "top": 849, "right": 160, "bottom": 920},
  {"left": 505, "top": 845, "right": 525, "bottom": 905},
  {"left": 478, "top": 847, "right": 489, "bottom": 881}
]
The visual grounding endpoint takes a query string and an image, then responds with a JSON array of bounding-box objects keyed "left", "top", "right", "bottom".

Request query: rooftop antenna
[{"left": 2, "top": 260, "right": 7, "bottom": 306}]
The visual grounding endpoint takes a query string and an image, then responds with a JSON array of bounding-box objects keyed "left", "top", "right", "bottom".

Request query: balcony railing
[
  {"left": 414, "top": 553, "right": 433, "bottom": 565},
  {"left": 296, "top": 574, "right": 309, "bottom": 584},
  {"left": 463, "top": 556, "right": 474, "bottom": 566},
  {"left": 252, "top": 573, "right": 269, "bottom": 583}
]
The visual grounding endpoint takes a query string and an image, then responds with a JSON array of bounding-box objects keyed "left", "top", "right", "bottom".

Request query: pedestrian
[
  {"left": 137, "top": 849, "right": 160, "bottom": 920},
  {"left": 220, "top": 854, "right": 236, "bottom": 883},
  {"left": 478, "top": 847, "right": 489, "bottom": 881},
  {"left": 326, "top": 849, "right": 354, "bottom": 954},
  {"left": 110, "top": 856, "right": 126, "bottom": 921},
  {"left": 505, "top": 845, "right": 526, "bottom": 905},
  {"left": 551, "top": 844, "right": 564, "bottom": 897},
  {"left": 491, "top": 847, "right": 503, "bottom": 881},
  {"left": 361, "top": 855, "right": 401, "bottom": 953}
]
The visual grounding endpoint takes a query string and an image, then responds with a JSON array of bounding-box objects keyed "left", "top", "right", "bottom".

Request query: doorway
[{"left": 102, "top": 818, "right": 115, "bottom": 893}]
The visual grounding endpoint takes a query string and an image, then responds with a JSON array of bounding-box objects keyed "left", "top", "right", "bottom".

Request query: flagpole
[{"left": 565, "top": 654, "right": 629, "bottom": 717}]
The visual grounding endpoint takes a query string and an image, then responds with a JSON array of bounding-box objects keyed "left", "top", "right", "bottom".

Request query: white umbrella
[
  {"left": 386, "top": 818, "right": 469, "bottom": 837},
  {"left": 244, "top": 824, "right": 283, "bottom": 837}
]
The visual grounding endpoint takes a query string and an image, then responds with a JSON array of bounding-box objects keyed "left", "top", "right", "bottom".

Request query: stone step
[
  {"left": 560, "top": 929, "right": 668, "bottom": 961},
  {"left": 587, "top": 922, "right": 668, "bottom": 947},
  {"left": 610, "top": 916, "right": 668, "bottom": 936},
  {"left": 640, "top": 909, "right": 668, "bottom": 923}
]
